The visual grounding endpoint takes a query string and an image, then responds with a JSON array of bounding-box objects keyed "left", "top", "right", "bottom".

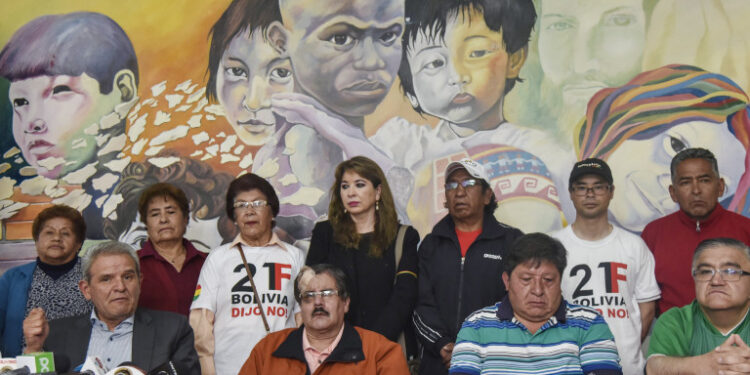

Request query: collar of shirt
[
  {"left": 496, "top": 294, "right": 567, "bottom": 326},
  {"left": 302, "top": 324, "right": 345, "bottom": 372},
  {"left": 90, "top": 309, "right": 135, "bottom": 333},
  {"left": 230, "top": 232, "right": 289, "bottom": 251},
  {"left": 139, "top": 238, "right": 206, "bottom": 263},
  {"left": 677, "top": 203, "right": 725, "bottom": 228}
]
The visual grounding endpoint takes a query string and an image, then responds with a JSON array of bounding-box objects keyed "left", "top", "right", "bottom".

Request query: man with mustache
[
  {"left": 413, "top": 159, "right": 523, "bottom": 375},
  {"left": 239, "top": 264, "right": 409, "bottom": 374},
  {"left": 641, "top": 148, "right": 750, "bottom": 315},
  {"left": 647, "top": 238, "right": 750, "bottom": 374},
  {"left": 450, "top": 233, "right": 622, "bottom": 374}
]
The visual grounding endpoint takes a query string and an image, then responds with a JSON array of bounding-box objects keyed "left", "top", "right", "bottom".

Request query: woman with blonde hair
[{"left": 307, "top": 156, "right": 419, "bottom": 352}]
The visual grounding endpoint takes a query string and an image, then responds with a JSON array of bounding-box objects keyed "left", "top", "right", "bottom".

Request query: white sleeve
[
  {"left": 291, "top": 247, "right": 305, "bottom": 315},
  {"left": 370, "top": 117, "right": 436, "bottom": 171},
  {"left": 633, "top": 237, "right": 661, "bottom": 302},
  {"left": 190, "top": 249, "right": 221, "bottom": 312}
]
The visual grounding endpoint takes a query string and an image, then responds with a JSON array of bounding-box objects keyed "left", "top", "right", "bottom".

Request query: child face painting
[
  {"left": 9, "top": 73, "right": 122, "bottom": 179},
  {"left": 406, "top": 7, "right": 525, "bottom": 129},
  {"left": 606, "top": 120, "right": 745, "bottom": 232},
  {"left": 216, "top": 30, "right": 294, "bottom": 146},
  {"left": 279, "top": 0, "right": 404, "bottom": 119}
]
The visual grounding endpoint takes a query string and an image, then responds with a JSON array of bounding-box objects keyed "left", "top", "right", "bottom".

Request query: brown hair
[
  {"left": 137, "top": 183, "right": 190, "bottom": 224},
  {"left": 328, "top": 156, "right": 399, "bottom": 258},
  {"left": 32, "top": 204, "right": 86, "bottom": 244}
]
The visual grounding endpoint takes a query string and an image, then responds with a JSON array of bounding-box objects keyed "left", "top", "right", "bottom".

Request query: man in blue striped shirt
[{"left": 450, "top": 233, "right": 622, "bottom": 375}]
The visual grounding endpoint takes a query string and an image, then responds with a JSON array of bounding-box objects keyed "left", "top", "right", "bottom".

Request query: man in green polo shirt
[{"left": 647, "top": 237, "right": 750, "bottom": 374}]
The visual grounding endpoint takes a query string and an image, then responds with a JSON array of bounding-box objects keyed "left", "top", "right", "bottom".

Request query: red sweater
[
  {"left": 642, "top": 205, "right": 750, "bottom": 314},
  {"left": 137, "top": 239, "right": 206, "bottom": 316}
]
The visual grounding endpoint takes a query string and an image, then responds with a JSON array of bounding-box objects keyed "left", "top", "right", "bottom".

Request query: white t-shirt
[
  {"left": 190, "top": 240, "right": 305, "bottom": 375},
  {"left": 551, "top": 225, "right": 660, "bottom": 375}
]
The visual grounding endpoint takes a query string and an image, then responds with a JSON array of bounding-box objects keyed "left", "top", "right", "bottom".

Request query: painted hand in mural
[{"left": 272, "top": 92, "right": 396, "bottom": 173}]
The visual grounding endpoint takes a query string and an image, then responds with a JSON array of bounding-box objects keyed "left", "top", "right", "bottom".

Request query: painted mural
[{"left": 0, "top": 0, "right": 749, "bottom": 265}]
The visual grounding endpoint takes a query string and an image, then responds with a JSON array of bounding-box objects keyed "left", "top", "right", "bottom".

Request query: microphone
[
  {"left": 0, "top": 366, "right": 30, "bottom": 375},
  {"left": 16, "top": 352, "right": 55, "bottom": 373},
  {"left": 78, "top": 356, "right": 108, "bottom": 375},
  {"left": 106, "top": 362, "right": 145, "bottom": 375},
  {"left": 146, "top": 361, "right": 180, "bottom": 375}
]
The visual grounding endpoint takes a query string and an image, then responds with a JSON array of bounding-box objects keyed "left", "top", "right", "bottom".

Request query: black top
[
  {"left": 306, "top": 220, "right": 420, "bottom": 341},
  {"left": 413, "top": 212, "right": 523, "bottom": 375}
]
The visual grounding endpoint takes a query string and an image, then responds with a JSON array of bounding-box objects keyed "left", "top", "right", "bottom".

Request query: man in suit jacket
[{"left": 23, "top": 241, "right": 199, "bottom": 374}]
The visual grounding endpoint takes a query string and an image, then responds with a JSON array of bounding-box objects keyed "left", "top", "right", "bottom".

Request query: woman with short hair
[
  {"left": 136, "top": 183, "right": 206, "bottom": 316},
  {"left": 0, "top": 204, "right": 91, "bottom": 356},
  {"left": 190, "top": 173, "right": 305, "bottom": 375}
]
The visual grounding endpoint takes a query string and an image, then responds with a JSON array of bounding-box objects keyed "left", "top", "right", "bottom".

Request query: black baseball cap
[{"left": 569, "top": 158, "right": 613, "bottom": 188}]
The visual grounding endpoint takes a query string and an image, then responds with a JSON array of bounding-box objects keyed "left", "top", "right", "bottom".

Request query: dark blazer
[
  {"left": 44, "top": 308, "right": 200, "bottom": 375},
  {"left": 306, "top": 221, "right": 420, "bottom": 342}
]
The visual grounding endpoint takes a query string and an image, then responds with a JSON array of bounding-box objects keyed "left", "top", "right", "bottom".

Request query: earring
[
  {"left": 376, "top": 201, "right": 379, "bottom": 211},
  {"left": 344, "top": 208, "right": 348, "bottom": 214}
]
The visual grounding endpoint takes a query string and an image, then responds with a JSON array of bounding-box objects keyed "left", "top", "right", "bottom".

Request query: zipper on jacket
[
  {"left": 696, "top": 220, "right": 701, "bottom": 232},
  {"left": 455, "top": 256, "right": 466, "bottom": 332}
]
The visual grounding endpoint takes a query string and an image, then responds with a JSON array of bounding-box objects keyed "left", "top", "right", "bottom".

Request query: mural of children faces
[
  {"left": 216, "top": 31, "right": 293, "bottom": 146},
  {"left": 404, "top": 6, "right": 527, "bottom": 131},
  {"left": 576, "top": 65, "right": 750, "bottom": 232},
  {"left": 538, "top": 0, "right": 646, "bottom": 137},
  {"left": 207, "top": 0, "right": 294, "bottom": 146},
  {"left": 0, "top": 12, "right": 139, "bottom": 180},
  {"left": 273, "top": 0, "right": 405, "bottom": 121},
  {"left": 9, "top": 73, "right": 129, "bottom": 178}
]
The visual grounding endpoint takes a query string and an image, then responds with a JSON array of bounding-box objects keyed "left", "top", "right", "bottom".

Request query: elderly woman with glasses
[
  {"left": 190, "top": 173, "right": 305, "bottom": 375},
  {"left": 0, "top": 205, "right": 91, "bottom": 356}
]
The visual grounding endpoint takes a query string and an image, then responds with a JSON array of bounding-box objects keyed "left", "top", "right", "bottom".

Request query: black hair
[
  {"left": 481, "top": 180, "right": 499, "bottom": 215},
  {"left": 693, "top": 237, "right": 750, "bottom": 267},
  {"left": 225, "top": 173, "right": 280, "bottom": 222},
  {"left": 294, "top": 264, "right": 351, "bottom": 303},
  {"left": 0, "top": 12, "right": 138, "bottom": 94},
  {"left": 670, "top": 148, "right": 720, "bottom": 183},
  {"left": 503, "top": 233, "right": 567, "bottom": 276},
  {"left": 206, "top": 0, "right": 283, "bottom": 103},
  {"left": 398, "top": 0, "right": 536, "bottom": 114}
]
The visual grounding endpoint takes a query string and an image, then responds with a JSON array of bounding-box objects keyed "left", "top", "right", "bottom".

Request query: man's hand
[
  {"left": 440, "top": 342, "right": 455, "bottom": 369},
  {"left": 23, "top": 308, "right": 48, "bottom": 353},
  {"left": 715, "top": 334, "right": 750, "bottom": 374}
]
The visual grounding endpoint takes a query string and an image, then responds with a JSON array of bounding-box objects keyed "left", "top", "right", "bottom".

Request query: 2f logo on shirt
[
  {"left": 570, "top": 262, "right": 627, "bottom": 299},
  {"left": 231, "top": 262, "right": 292, "bottom": 292}
]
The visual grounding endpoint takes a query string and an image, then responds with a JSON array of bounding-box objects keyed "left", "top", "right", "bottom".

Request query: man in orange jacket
[{"left": 239, "top": 264, "right": 409, "bottom": 374}]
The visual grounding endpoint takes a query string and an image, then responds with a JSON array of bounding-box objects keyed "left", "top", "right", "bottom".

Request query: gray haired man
[{"left": 23, "top": 241, "right": 199, "bottom": 374}]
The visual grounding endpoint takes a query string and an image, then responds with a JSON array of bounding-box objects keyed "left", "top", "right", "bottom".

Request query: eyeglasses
[
  {"left": 571, "top": 184, "right": 611, "bottom": 196},
  {"left": 233, "top": 200, "right": 268, "bottom": 211},
  {"left": 445, "top": 178, "right": 479, "bottom": 191},
  {"left": 299, "top": 289, "right": 339, "bottom": 302},
  {"left": 692, "top": 267, "right": 750, "bottom": 281}
]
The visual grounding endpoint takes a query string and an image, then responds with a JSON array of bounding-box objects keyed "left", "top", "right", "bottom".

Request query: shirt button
[
  {"left": 107, "top": 358, "right": 111, "bottom": 362},
  {"left": 109, "top": 337, "right": 113, "bottom": 341}
]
